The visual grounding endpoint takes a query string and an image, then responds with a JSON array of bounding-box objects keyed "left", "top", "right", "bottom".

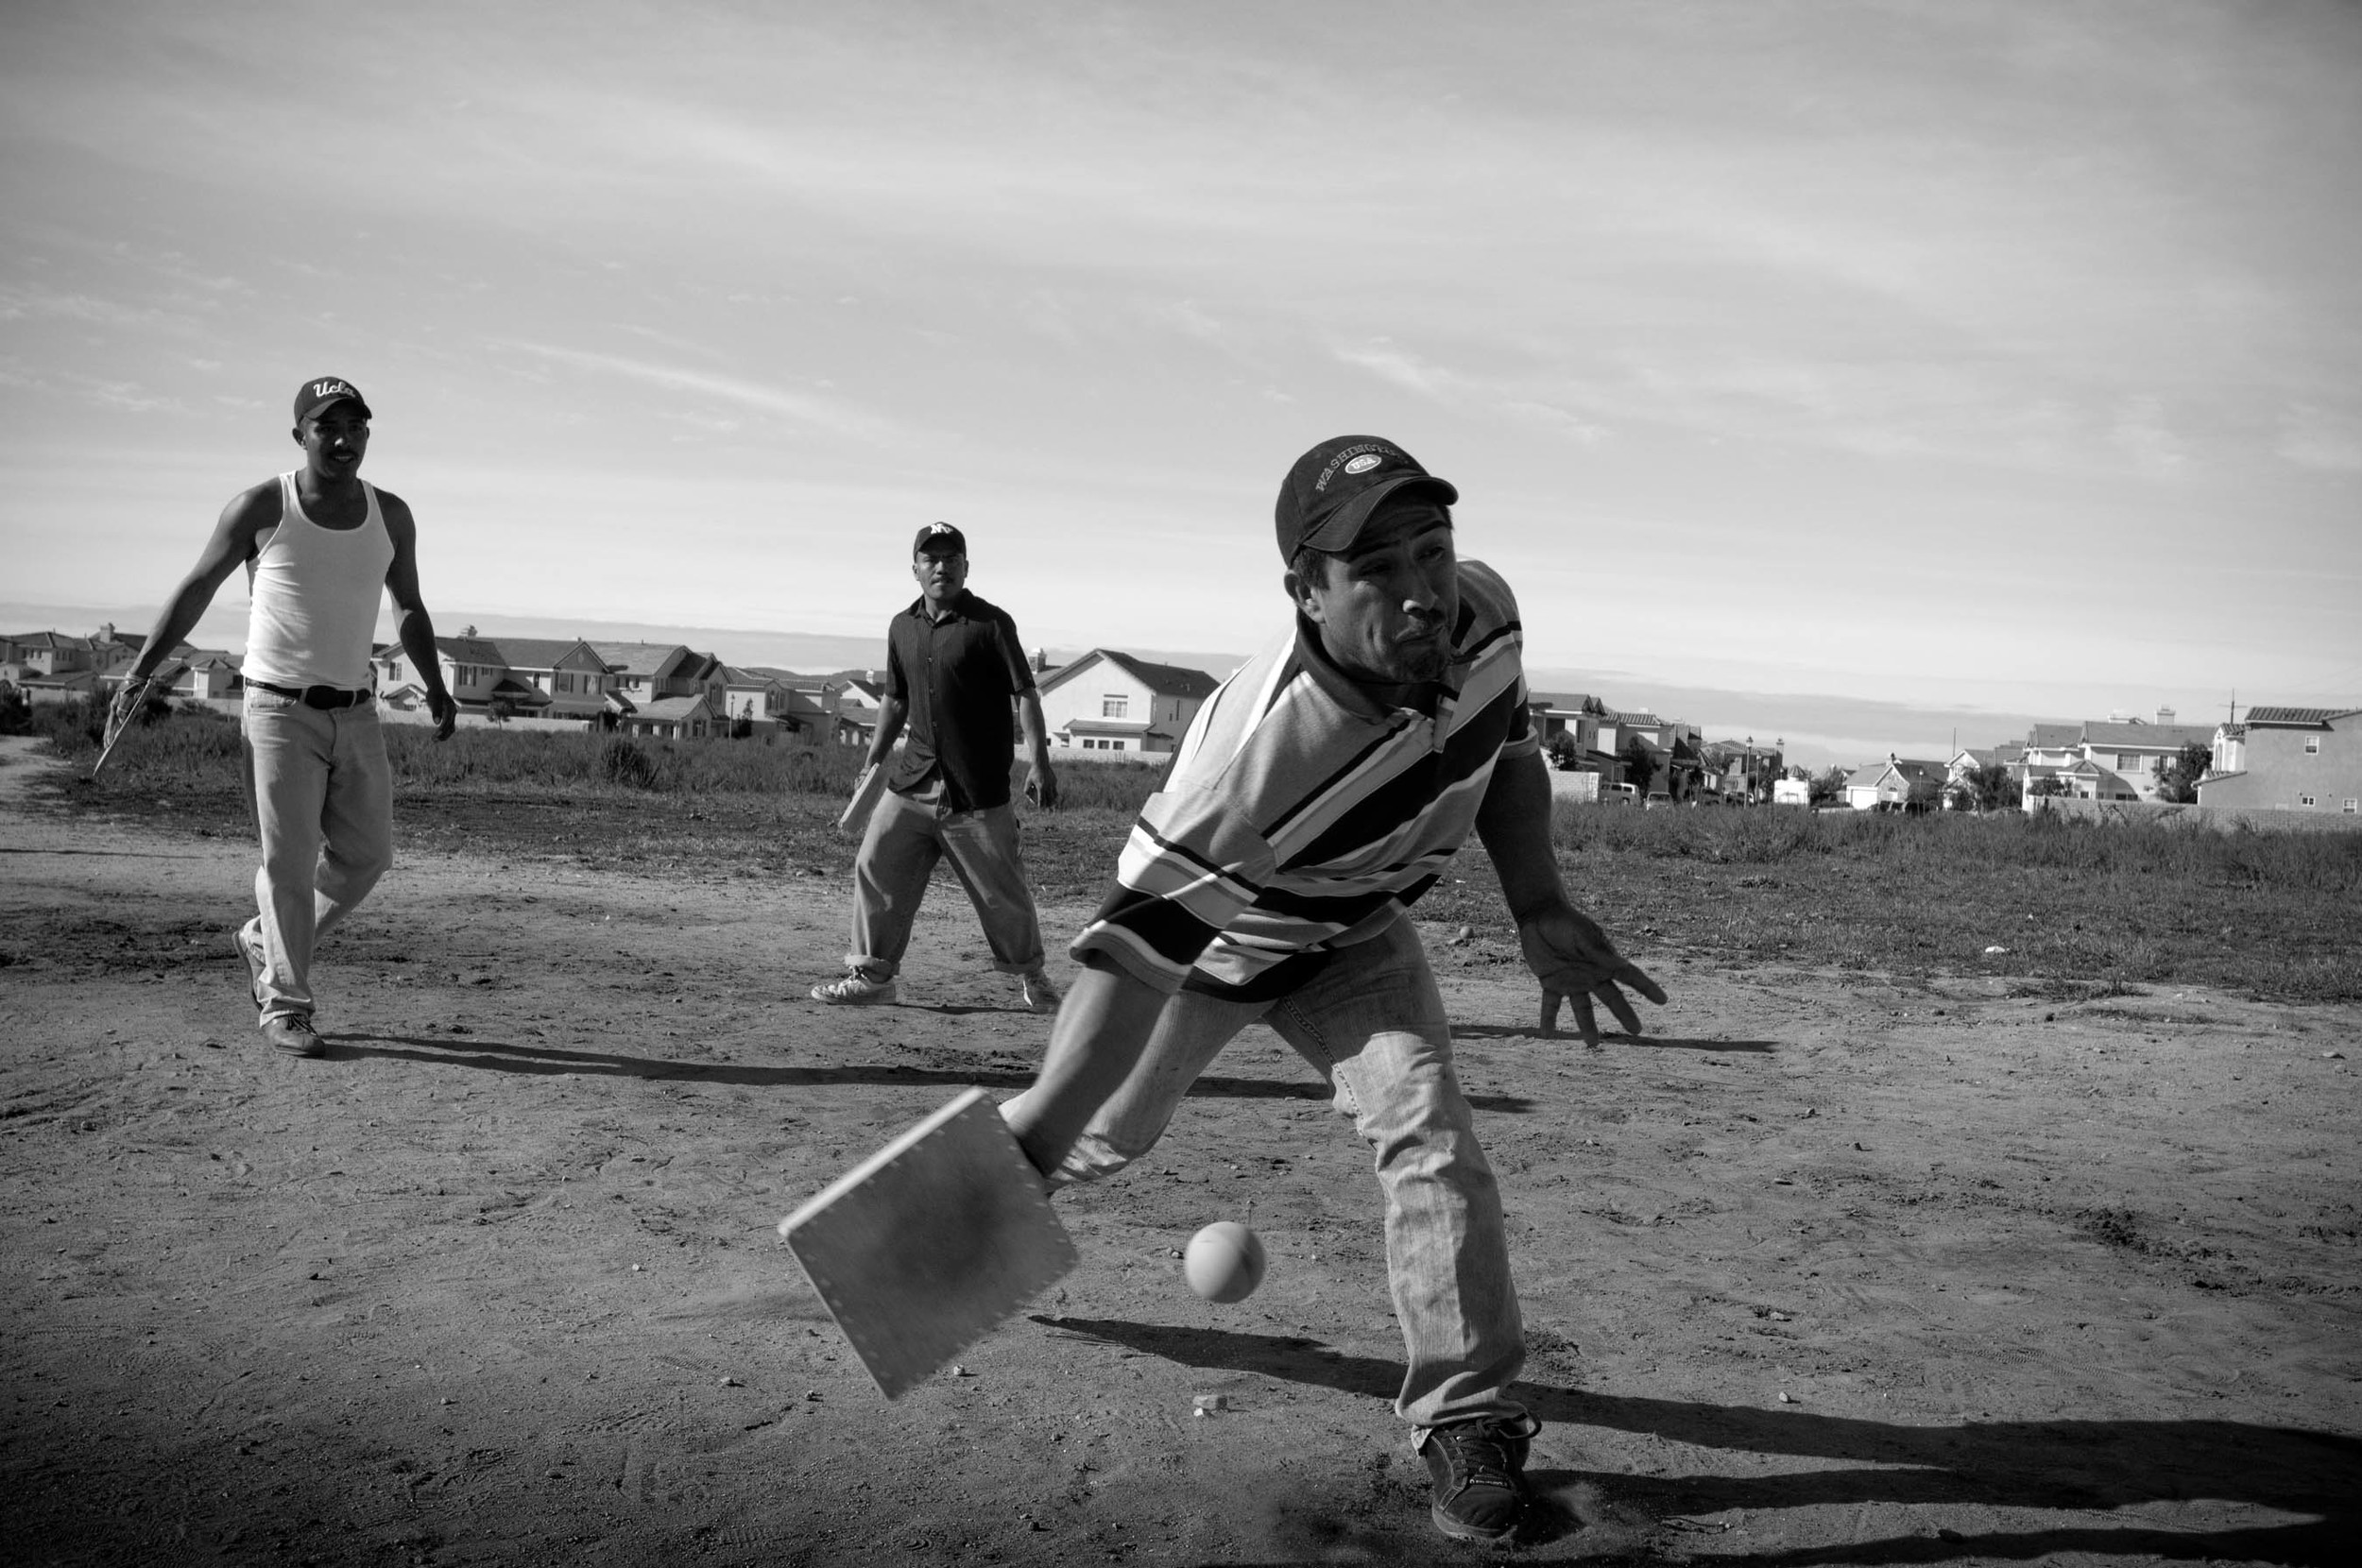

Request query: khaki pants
[
  {"left": 999, "top": 918, "right": 1524, "bottom": 1429},
  {"left": 240, "top": 690, "right": 393, "bottom": 1022},
  {"left": 846, "top": 786, "right": 1045, "bottom": 978}
]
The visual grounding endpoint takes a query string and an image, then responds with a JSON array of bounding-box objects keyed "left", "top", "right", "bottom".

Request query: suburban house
[
  {"left": 0, "top": 630, "right": 101, "bottom": 703},
  {"left": 832, "top": 674, "right": 887, "bottom": 747},
  {"left": 368, "top": 634, "right": 739, "bottom": 725},
  {"left": 2011, "top": 710, "right": 2214, "bottom": 803},
  {"left": 615, "top": 691, "right": 723, "bottom": 740},
  {"left": 1843, "top": 754, "right": 1947, "bottom": 810},
  {"left": 1701, "top": 740, "right": 1785, "bottom": 802},
  {"left": 2056, "top": 757, "right": 2144, "bottom": 802},
  {"left": 2023, "top": 724, "right": 2083, "bottom": 771},
  {"left": 489, "top": 638, "right": 614, "bottom": 722},
  {"left": 1945, "top": 741, "right": 2028, "bottom": 803},
  {"left": 2071, "top": 712, "right": 2216, "bottom": 802},
  {"left": 590, "top": 642, "right": 727, "bottom": 715},
  {"left": 165, "top": 651, "right": 246, "bottom": 701},
  {"left": 2199, "top": 707, "right": 2362, "bottom": 815},
  {"left": 719, "top": 665, "right": 795, "bottom": 729},
  {"left": 1529, "top": 690, "right": 1605, "bottom": 750},
  {"left": 373, "top": 633, "right": 526, "bottom": 715},
  {"left": 1035, "top": 649, "right": 1223, "bottom": 758}
]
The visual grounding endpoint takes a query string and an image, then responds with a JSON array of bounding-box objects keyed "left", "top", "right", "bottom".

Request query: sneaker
[
  {"left": 260, "top": 1014, "right": 326, "bottom": 1059},
  {"left": 232, "top": 924, "right": 267, "bottom": 1011},
  {"left": 1018, "top": 969, "right": 1061, "bottom": 1014},
  {"left": 811, "top": 971, "right": 897, "bottom": 1006},
  {"left": 1417, "top": 1413, "right": 1540, "bottom": 1543}
]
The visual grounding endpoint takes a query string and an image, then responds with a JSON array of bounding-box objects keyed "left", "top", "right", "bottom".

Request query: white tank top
[{"left": 243, "top": 472, "right": 394, "bottom": 690}]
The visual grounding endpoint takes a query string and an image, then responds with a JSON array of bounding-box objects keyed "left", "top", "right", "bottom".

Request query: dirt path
[{"left": 3, "top": 734, "right": 2356, "bottom": 1565}]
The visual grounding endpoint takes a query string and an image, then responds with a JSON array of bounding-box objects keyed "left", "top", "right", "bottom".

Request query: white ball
[{"left": 1183, "top": 1221, "right": 1266, "bottom": 1304}]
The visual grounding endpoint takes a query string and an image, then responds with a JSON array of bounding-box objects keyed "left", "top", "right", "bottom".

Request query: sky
[{"left": 4, "top": 1, "right": 2357, "bottom": 767}]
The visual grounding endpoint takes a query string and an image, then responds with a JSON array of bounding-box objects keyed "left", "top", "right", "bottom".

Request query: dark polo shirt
[{"left": 883, "top": 591, "right": 1036, "bottom": 811}]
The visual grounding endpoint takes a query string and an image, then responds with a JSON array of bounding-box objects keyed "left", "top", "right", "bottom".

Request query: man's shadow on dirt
[
  {"left": 331, "top": 1033, "right": 1539, "bottom": 1112},
  {"left": 1036, "top": 1317, "right": 2357, "bottom": 1564},
  {"left": 1453, "top": 1026, "right": 1775, "bottom": 1053}
]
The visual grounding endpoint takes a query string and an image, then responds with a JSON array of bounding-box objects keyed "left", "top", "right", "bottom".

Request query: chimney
[
  {"left": 2156, "top": 706, "right": 2175, "bottom": 726},
  {"left": 1033, "top": 646, "right": 1048, "bottom": 673}
]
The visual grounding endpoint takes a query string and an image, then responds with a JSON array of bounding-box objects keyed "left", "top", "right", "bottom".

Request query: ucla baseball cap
[
  {"left": 293, "top": 376, "right": 371, "bottom": 424},
  {"left": 1274, "top": 435, "right": 1457, "bottom": 562},
  {"left": 912, "top": 521, "right": 967, "bottom": 556}
]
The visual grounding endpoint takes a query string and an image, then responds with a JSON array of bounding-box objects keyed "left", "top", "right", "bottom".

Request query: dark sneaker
[
  {"left": 232, "top": 925, "right": 267, "bottom": 1011},
  {"left": 261, "top": 1014, "right": 325, "bottom": 1058},
  {"left": 1417, "top": 1413, "right": 1540, "bottom": 1542}
]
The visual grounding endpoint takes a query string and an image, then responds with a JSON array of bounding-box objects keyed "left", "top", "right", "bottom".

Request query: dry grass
[{"left": 29, "top": 707, "right": 2361, "bottom": 1000}]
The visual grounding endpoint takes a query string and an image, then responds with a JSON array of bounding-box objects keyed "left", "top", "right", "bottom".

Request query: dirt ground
[{"left": 3, "top": 733, "right": 2357, "bottom": 1567}]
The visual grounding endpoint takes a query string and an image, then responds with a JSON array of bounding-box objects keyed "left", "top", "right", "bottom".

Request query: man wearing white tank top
[{"left": 113, "top": 378, "right": 456, "bottom": 1057}]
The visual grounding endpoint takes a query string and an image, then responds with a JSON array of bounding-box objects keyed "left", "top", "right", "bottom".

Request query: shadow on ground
[
  {"left": 333, "top": 1033, "right": 1541, "bottom": 1111},
  {"left": 1036, "top": 1316, "right": 2361, "bottom": 1565}
]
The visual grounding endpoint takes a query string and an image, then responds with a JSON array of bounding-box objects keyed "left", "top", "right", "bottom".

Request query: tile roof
[
  {"left": 587, "top": 640, "right": 692, "bottom": 674},
  {"left": 2243, "top": 706, "right": 2360, "bottom": 726},
  {"left": 1041, "top": 649, "right": 1223, "bottom": 699},
  {"left": 488, "top": 637, "right": 602, "bottom": 671},
  {"left": 2027, "top": 724, "right": 2082, "bottom": 750},
  {"left": 2080, "top": 721, "right": 2215, "bottom": 750},
  {"left": 1099, "top": 650, "right": 1223, "bottom": 698},
  {"left": 435, "top": 636, "right": 510, "bottom": 664},
  {"left": 630, "top": 694, "right": 714, "bottom": 721}
]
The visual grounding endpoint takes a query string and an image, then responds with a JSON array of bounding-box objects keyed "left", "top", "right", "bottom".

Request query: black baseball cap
[
  {"left": 912, "top": 521, "right": 967, "bottom": 556},
  {"left": 1275, "top": 435, "right": 1457, "bottom": 561},
  {"left": 293, "top": 376, "right": 371, "bottom": 424}
]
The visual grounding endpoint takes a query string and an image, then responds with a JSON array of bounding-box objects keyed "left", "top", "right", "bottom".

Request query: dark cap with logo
[
  {"left": 293, "top": 376, "right": 371, "bottom": 424},
  {"left": 1275, "top": 435, "right": 1457, "bottom": 562},
  {"left": 912, "top": 521, "right": 967, "bottom": 557}
]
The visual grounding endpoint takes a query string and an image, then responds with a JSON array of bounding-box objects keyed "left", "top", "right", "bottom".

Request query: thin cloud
[{"left": 495, "top": 342, "right": 899, "bottom": 443}]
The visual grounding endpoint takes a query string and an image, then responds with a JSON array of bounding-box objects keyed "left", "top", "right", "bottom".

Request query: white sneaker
[
  {"left": 1019, "top": 969, "right": 1061, "bottom": 1014},
  {"left": 811, "top": 971, "right": 897, "bottom": 1006},
  {"left": 232, "top": 924, "right": 267, "bottom": 1011}
]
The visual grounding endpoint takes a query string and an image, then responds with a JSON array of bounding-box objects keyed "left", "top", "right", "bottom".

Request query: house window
[
  {"left": 2305, "top": 736, "right": 2321, "bottom": 754},
  {"left": 1110, "top": 740, "right": 1126, "bottom": 751},
  {"left": 1103, "top": 694, "right": 1128, "bottom": 719},
  {"left": 2344, "top": 799, "right": 2357, "bottom": 813},
  {"left": 2300, "top": 794, "right": 2316, "bottom": 808},
  {"left": 2117, "top": 754, "right": 2140, "bottom": 771}
]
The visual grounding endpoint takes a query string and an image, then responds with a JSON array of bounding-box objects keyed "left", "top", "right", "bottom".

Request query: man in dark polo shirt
[{"left": 811, "top": 522, "right": 1063, "bottom": 1011}]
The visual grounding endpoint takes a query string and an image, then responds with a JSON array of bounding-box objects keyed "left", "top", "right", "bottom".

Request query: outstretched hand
[
  {"left": 103, "top": 676, "right": 152, "bottom": 750},
  {"left": 1517, "top": 903, "right": 1668, "bottom": 1049}
]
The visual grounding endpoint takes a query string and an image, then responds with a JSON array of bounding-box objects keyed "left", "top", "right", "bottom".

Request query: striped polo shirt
[{"left": 1072, "top": 559, "right": 1536, "bottom": 1000}]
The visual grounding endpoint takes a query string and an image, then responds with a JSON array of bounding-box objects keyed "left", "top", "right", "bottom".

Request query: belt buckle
[{"left": 303, "top": 685, "right": 341, "bottom": 709}]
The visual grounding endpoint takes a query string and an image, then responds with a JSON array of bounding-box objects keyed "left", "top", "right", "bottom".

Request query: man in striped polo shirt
[{"left": 1001, "top": 435, "right": 1665, "bottom": 1544}]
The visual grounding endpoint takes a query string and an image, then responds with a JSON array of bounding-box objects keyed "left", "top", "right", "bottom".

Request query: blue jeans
[
  {"left": 1002, "top": 918, "right": 1525, "bottom": 1428},
  {"left": 240, "top": 690, "right": 393, "bottom": 1022},
  {"left": 847, "top": 785, "right": 1046, "bottom": 978}
]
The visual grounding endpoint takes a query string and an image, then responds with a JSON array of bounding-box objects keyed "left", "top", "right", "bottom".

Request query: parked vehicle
[
  {"left": 1644, "top": 790, "right": 1672, "bottom": 810},
  {"left": 1602, "top": 782, "right": 1639, "bottom": 806}
]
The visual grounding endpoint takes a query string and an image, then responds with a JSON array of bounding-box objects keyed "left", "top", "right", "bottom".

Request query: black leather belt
[{"left": 248, "top": 679, "right": 373, "bottom": 710}]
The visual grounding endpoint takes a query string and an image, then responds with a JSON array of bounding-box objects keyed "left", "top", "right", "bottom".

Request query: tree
[
  {"left": 1947, "top": 760, "right": 2019, "bottom": 813},
  {"left": 2154, "top": 741, "right": 2213, "bottom": 804},
  {"left": 1807, "top": 764, "right": 1849, "bottom": 807},
  {"left": 2028, "top": 773, "right": 2069, "bottom": 798},
  {"left": 1904, "top": 775, "right": 1944, "bottom": 814},
  {"left": 1617, "top": 734, "right": 1658, "bottom": 795},
  {"left": 1544, "top": 732, "right": 1580, "bottom": 772}
]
